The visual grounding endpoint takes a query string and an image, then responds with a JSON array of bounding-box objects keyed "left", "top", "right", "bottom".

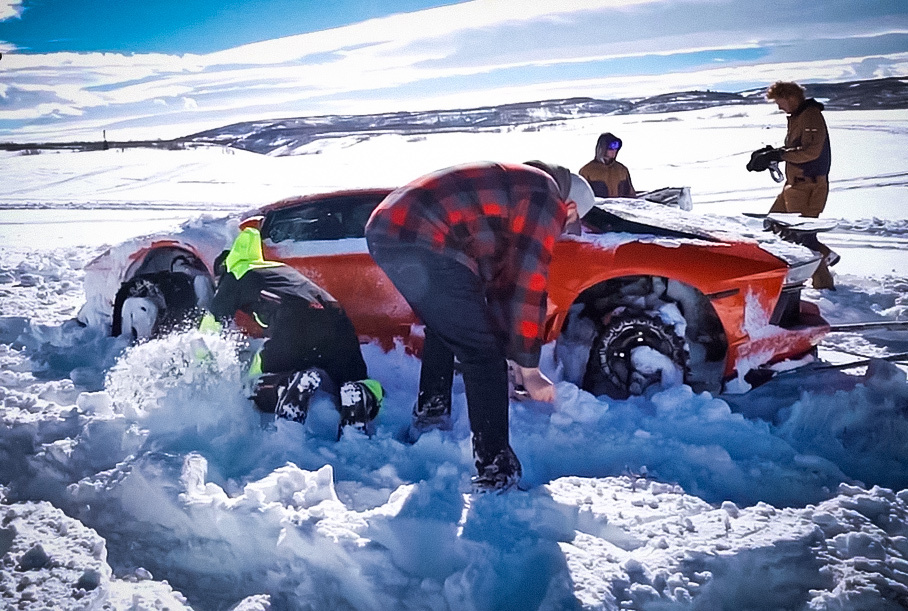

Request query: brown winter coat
[
  {"left": 578, "top": 160, "right": 636, "bottom": 198},
  {"left": 781, "top": 98, "right": 831, "bottom": 182}
]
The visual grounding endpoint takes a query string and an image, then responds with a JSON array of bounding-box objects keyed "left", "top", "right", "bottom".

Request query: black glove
[{"left": 746, "top": 146, "right": 784, "bottom": 172}]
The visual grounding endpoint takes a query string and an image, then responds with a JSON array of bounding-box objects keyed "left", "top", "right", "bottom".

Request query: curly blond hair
[{"left": 766, "top": 81, "right": 805, "bottom": 102}]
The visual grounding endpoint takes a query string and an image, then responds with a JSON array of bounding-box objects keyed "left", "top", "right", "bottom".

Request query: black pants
[
  {"left": 369, "top": 243, "right": 510, "bottom": 463},
  {"left": 260, "top": 301, "right": 368, "bottom": 386}
]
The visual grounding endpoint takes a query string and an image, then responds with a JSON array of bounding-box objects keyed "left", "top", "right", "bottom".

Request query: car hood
[{"left": 578, "top": 198, "right": 820, "bottom": 267}]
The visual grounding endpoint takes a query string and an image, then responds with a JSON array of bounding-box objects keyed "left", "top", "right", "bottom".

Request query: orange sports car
[{"left": 79, "top": 188, "right": 827, "bottom": 398}]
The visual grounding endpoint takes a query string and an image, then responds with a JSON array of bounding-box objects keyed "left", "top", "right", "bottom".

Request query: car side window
[
  {"left": 266, "top": 207, "right": 339, "bottom": 243},
  {"left": 343, "top": 200, "right": 380, "bottom": 238},
  {"left": 263, "top": 196, "right": 383, "bottom": 243}
]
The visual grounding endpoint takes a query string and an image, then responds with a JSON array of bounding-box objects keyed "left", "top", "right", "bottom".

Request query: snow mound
[
  {"left": 0, "top": 312, "right": 905, "bottom": 608},
  {"left": 0, "top": 499, "right": 191, "bottom": 610}
]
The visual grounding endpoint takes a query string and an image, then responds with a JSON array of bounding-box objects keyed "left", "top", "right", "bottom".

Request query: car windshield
[{"left": 262, "top": 194, "right": 385, "bottom": 243}]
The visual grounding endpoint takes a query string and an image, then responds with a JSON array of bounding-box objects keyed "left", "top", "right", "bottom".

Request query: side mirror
[{"left": 239, "top": 215, "right": 264, "bottom": 231}]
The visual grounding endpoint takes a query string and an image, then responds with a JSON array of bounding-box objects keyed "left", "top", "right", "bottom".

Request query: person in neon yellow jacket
[{"left": 201, "top": 228, "right": 383, "bottom": 434}]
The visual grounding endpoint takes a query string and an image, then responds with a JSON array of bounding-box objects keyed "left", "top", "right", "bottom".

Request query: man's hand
[
  {"left": 513, "top": 365, "right": 556, "bottom": 403},
  {"left": 746, "top": 146, "right": 785, "bottom": 172},
  {"left": 764, "top": 147, "right": 785, "bottom": 162}
]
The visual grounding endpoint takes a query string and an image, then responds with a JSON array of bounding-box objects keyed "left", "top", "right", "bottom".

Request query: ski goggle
[{"left": 605, "top": 139, "right": 622, "bottom": 150}]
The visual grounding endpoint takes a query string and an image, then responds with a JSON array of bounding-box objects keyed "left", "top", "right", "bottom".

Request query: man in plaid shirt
[{"left": 365, "top": 161, "right": 595, "bottom": 492}]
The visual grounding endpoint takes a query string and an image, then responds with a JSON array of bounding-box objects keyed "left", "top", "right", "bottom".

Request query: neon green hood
[{"left": 225, "top": 228, "right": 283, "bottom": 279}]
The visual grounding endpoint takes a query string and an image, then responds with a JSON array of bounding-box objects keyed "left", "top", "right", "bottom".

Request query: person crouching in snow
[
  {"left": 365, "top": 161, "right": 596, "bottom": 492},
  {"left": 201, "top": 226, "right": 384, "bottom": 436}
]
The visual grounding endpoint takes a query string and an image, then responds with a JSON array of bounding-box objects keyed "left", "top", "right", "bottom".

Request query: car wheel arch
[
  {"left": 112, "top": 246, "right": 215, "bottom": 338},
  {"left": 555, "top": 274, "right": 729, "bottom": 397}
]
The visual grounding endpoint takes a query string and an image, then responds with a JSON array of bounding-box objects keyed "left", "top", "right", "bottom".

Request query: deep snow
[{"left": 0, "top": 105, "right": 906, "bottom": 610}]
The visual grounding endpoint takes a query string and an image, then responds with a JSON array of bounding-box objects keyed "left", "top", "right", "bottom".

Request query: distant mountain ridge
[
  {"left": 2, "top": 76, "right": 905, "bottom": 155},
  {"left": 183, "top": 76, "right": 908, "bottom": 156}
]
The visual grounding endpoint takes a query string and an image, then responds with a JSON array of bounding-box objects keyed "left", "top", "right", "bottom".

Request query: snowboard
[
  {"left": 743, "top": 212, "right": 838, "bottom": 261},
  {"left": 743, "top": 212, "right": 837, "bottom": 234}
]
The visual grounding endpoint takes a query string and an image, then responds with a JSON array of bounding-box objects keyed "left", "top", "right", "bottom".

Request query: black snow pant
[
  {"left": 260, "top": 300, "right": 368, "bottom": 387},
  {"left": 368, "top": 242, "right": 511, "bottom": 464}
]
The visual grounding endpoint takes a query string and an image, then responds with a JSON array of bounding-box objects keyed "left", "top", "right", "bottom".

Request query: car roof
[{"left": 249, "top": 188, "right": 395, "bottom": 217}]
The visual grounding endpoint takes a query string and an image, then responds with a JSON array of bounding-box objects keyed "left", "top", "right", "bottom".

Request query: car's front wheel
[
  {"left": 582, "top": 310, "right": 689, "bottom": 399},
  {"left": 120, "top": 296, "right": 161, "bottom": 340},
  {"left": 112, "top": 271, "right": 205, "bottom": 339}
]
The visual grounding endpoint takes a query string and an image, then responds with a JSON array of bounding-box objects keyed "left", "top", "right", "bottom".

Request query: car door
[{"left": 259, "top": 193, "right": 419, "bottom": 351}]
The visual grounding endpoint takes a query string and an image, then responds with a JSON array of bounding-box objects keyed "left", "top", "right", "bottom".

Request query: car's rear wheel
[{"left": 582, "top": 310, "right": 689, "bottom": 399}]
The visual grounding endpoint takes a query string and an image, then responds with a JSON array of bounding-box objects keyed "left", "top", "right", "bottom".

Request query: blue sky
[
  {"left": 0, "top": 0, "right": 465, "bottom": 54},
  {"left": 0, "top": 0, "right": 906, "bottom": 142}
]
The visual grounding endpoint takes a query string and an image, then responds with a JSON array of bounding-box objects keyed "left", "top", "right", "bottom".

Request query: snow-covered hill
[
  {"left": 180, "top": 77, "right": 908, "bottom": 156},
  {"left": 3, "top": 77, "right": 906, "bottom": 158}
]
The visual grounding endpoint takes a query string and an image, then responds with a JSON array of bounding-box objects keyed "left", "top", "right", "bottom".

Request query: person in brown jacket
[
  {"left": 578, "top": 132, "right": 636, "bottom": 198},
  {"left": 760, "top": 81, "right": 836, "bottom": 289}
]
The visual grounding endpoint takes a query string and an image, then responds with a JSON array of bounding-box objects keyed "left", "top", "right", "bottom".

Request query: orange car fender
[{"left": 544, "top": 239, "right": 788, "bottom": 353}]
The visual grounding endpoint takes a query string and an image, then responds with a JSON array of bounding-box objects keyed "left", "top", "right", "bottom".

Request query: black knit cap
[{"left": 522, "top": 160, "right": 572, "bottom": 201}]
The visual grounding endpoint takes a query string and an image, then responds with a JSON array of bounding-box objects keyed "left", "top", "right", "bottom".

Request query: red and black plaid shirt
[{"left": 366, "top": 162, "right": 567, "bottom": 367}]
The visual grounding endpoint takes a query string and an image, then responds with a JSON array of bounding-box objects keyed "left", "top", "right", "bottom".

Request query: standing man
[
  {"left": 205, "top": 227, "right": 383, "bottom": 433},
  {"left": 754, "top": 80, "right": 835, "bottom": 289},
  {"left": 578, "top": 132, "right": 636, "bottom": 198},
  {"left": 365, "top": 161, "right": 595, "bottom": 492}
]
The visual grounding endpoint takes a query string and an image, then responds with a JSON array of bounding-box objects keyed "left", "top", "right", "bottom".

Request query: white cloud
[
  {"left": 0, "top": 0, "right": 905, "bottom": 142},
  {"left": 0, "top": 0, "right": 23, "bottom": 21},
  {"left": 201, "top": 0, "right": 660, "bottom": 66}
]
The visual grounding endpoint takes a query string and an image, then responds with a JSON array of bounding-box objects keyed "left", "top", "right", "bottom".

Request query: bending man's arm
[{"left": 513, "top": 365, "right": 555, "bottom": 403}]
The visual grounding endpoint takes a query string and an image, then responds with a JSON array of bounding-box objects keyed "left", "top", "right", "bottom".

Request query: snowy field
[{"left": 0, "top": 105, "right": 907, "bottom": 610}]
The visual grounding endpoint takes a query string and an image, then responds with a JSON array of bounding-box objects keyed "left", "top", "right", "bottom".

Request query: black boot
[
  {"left": 408, "top": 392, "right": 453, "bottom": 441},
  {"left": 274, "top": 369, "right": 323, "bottom": 423},
  {"left": 471, "top": 443, "right": 522, "bottom": 493},
  {"left": 339, "top": 380, "right": 382, "bottom": 436}
]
